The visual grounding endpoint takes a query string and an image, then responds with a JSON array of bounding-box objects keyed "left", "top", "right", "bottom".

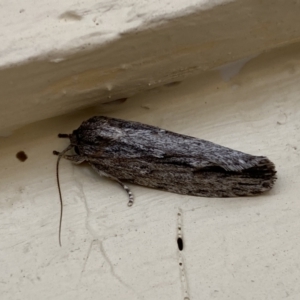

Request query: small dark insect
[
  {"left": 53, "top": 116, "right": 276, "bottom": 246},
  {"left": 16, "top": 151, "right": 28, "bottom": 162}
]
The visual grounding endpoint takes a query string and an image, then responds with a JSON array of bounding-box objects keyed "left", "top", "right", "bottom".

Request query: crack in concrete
[
  {"left": 177, "top": 209, "right": 190, "bottom": 300},
  {"left": 75, "top": 175, "right": 139, "bottom": 297},
  {"left": 98, "top": 239, "right": 136, "bottom": 293},
  {"left": 78, "top": 239, "right": 94, "bottom": 285}
]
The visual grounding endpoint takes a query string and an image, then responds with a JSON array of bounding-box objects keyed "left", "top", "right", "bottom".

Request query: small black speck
[
  {"left": 177, "top": 237, "right": 183, "bottom": 251},
  {"left": 16, "top": 151, "right": 28, "bottom": 162}
]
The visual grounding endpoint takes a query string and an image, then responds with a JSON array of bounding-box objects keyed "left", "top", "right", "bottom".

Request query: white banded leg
[{"left": 90, "top": 164, "right": 134, "bottom": 206}]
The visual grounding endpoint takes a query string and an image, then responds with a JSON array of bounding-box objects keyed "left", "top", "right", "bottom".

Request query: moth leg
[
  {"left": 53, "top": 151, "right": 85, "bottom": 164},
  {"left": 63, "top": 155, "right": 86, "bottom": 164},
  {"left": 90, "top": 164, "right": 134, "bottom": 207}
]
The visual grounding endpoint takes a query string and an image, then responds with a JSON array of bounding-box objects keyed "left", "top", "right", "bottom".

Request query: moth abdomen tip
[{"left": 53, "top": 150, "right": 59, "bottom": 155}]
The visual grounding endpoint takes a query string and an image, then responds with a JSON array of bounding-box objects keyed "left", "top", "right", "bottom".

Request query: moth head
[
  {"left": 56, "top": 131, "right": 82, "bottom": 156},
  {"left": 70, "top": 131, "right": 83, "bottom": 154}
]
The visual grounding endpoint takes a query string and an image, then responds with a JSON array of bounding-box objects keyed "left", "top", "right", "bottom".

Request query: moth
[{"left": 54, "top": 116, "right": 276, "bottom": 245}]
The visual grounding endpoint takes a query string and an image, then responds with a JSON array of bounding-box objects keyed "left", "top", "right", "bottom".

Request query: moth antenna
[{"left": 55, "top": 144, "right": 73, "bottom": 247}]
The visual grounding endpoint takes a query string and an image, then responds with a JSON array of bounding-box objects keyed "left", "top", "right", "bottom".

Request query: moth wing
[
  {"left": 75, "top": 116, "right": 275, "bottom": 173},
  {"left": 90, "top": 155, "right": 276, "bottom": 198}
]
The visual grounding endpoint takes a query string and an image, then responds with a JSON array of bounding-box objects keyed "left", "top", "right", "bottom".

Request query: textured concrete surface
[
  {"left": 1, "top": 0, "right": 300, "bottom": 132},
  {"left": 1, "top": 43, "right": 299, "bottom": 299}
]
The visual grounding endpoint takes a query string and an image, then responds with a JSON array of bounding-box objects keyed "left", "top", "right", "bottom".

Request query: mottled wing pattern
[
  {"left": 70, "top": 116, "right": 276, "bottom": 197},
  {"left": 90, "top": 157, "right": 275, "bottom": 197}
]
